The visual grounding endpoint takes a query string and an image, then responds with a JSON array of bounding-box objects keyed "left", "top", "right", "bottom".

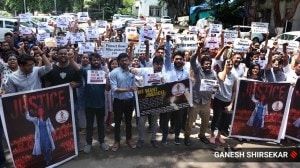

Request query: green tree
[{"left": 117, "top": 0, "right": 134, "bottom": 15}]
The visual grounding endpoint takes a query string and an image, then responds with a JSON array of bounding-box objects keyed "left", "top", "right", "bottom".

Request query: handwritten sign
[
  {"left": 176, "top": 35, "right": 198, "bottom": 51},
  {"left": 224, "top": 30, "right": 238, "bottom": 43},
  {"left": 37, "top": 33, "right": 50, "bottom": 42},
  {"left": 102, "top": 42, "right": 128, "bottom": 57},
  {"left": 251, "top": 22, "right": 269, "bottom": 34},
  {"left": 77, "top": 12, "right": 89, "bottom": 22},
  {"left": 87, "top": 70, "right": 106, "bottom": 84},
  {"left": 233, "top": 38, "right": 252, "bottom": 52}
]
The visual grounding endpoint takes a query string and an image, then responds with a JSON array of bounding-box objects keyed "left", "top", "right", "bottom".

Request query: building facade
[{"left": 133, "top": 0, "right": 168, "bottom": 21}]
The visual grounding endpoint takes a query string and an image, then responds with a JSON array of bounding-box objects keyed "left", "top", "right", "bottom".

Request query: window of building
[{"left": 149, "top": 6, "right": 161, "bottom": 17}]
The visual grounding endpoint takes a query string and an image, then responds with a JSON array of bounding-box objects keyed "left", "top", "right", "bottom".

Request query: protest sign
[
  {"left": 69, "top": 32, "right": 86, "bottom": 44},
  {"left": 85, "top": 26, "right": 99, "bottom": 41},
  {"left": 78, "top": 42, "right": 95, "bottom": 54},
  {"left": 208, "top": 23, "right": 222, "bottom": 36},
  {"left": 146, "top": 18, "right": 156, "bottom": 27},
  {"left": 55, "top": 36, "right": 68, "bottom": 46},
  {"left": 205, "top": 36, "right": 219, "bottom": 49},
  {"left": 176, "top": 35, "right": 198, "bottom": 51},
  {"left": 199, "top": 79, "right": 218, "bottom": 91},
  {"left": 77, "top": 12, "right": 89, "bottom": 22},
  {"left": 224, "top": 30, "right": 238, "bottom": 44},
  {"left": 95, "top": 20, "right": 108, "bottom": 29},
  {"left": 19, "top": 27, "right": 33, "bottom": 36},
  {"left": 87, "top": 70, "right": 106, "bottom": 84},
  {"left": 251, "top": 22, "right": 269, "bottom": 34},
  {"left": 233, "top": 38, "right": 252, "bottom": 52},
  {"left": 230, "top": 79, "right": 291, "bottom": 143},
  {"left": 135, "top": 71, "right": 163, "bottom": 87},
  {"left": 135, "top": 79, "right": 192, "bottom": 116},
  {"left": 161, "top": 23, "right": 174, "bottom": 36},
  {"left": 19, "top": 13, "right": 32, "bottom": 22},
  {"left": 0, "top": 84, "right": 78, "bottom": 168},
  {"left": 102, "top": 42, "right": 128, "bottom": 58},
  {"left": 134, "top": 43, "right": 155, "bottom": 56},
  {"left": 37, "top": 22, "right": 49, "bottom": 31},
  {"left": 139, "top": 26, "right": 157, "bottom": 42},
  {"left": 125, "top": 27, "right": 139, "bottom": 43},
  {"left": 285, "top": 79, "right": 300, "bottom": 142},
  {"left": 56, "top": 16, "right": 70, "bottom": 28},
  {"left": 37, "top": 33, "right": 50, "bottom": 42},
  {"left": 188, "top": 26, "right": 199, "bottom": 34}
]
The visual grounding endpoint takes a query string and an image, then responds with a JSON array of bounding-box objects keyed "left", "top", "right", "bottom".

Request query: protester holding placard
[{"left": 184, "top": 46, "right": 218, "bottom": 146}]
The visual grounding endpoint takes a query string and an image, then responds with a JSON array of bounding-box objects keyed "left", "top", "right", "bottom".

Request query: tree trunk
[
  {"left": 282, "top": 0, "right": 300, "bottom": 23},
  {"left": 273, "top": 0, "right": 282, "bottom": 27}
]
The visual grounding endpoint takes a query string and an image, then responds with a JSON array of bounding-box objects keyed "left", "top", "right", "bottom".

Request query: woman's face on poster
[{"left": 38, "top": 108, "right": 44, "bottom": 119}]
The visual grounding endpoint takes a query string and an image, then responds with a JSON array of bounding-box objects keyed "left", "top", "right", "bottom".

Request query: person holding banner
[
  {"left": 110, "top": 53, "right": 137, "bottom": 151},
  {"left": 23, "top": 95, "right": 55, "bottom": 166},
  {"left": 80, "top": 53, "right": 110, "bottom": 153},
  {"left": 246, "top": 83, "right": 268, "bottom": 135},
  {"left": 210, "top": 59, "right": 237, "bottom": 144},
  {"left": 184, "top": 48, "right": 218, "bottom": 146}
]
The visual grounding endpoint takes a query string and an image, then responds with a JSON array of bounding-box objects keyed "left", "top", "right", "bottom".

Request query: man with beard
[
  {"left": 161, "top": 48, "right": 190, "bottom": 145},
  {"left": 110, "top": 53, "right": 137, "bottom": 152},
  {"left": 184, "top": 48, "right": 218, "bottom": 146},
  {"left": 0, "top": 41, "right": 15, "bottom": 62},
  {"left": 43, "top": 47, "right": 83, "bottom": 149},
  {"left": 231, "top": 52, "right": 245, "bottom": 78},
  {"left": 77, "top": 53, "right": 110, "bottom": 153}
]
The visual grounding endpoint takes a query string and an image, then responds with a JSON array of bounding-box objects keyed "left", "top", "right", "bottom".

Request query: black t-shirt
[{"left": 44, "top": 64, "right": 82, "bottom": 101}]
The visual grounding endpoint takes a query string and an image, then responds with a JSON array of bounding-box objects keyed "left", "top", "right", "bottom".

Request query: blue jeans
[{"left": 85, "top": 107, "right": 105, "bottom": 144}]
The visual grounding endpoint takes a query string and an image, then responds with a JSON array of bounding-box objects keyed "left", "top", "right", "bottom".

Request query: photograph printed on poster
[
  {"left": 230, "top": 79, "right": 291, "bottom": 142},
  {"left": 0, "top": 84, "right": 77, "bottom": 168},
  {"left": 285, "top": 79, "right": 300, "bottom": 142}
]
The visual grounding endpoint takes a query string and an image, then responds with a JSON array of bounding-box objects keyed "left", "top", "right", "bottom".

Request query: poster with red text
[
  {"left": 230, "top": 79, "right": 291, "bottom": 143},
  {"left": 0, "top": 84, "right": 77, "bottom": 168},
  {"left": 285, "top": 79, "right": 300, "bottom": 142}
]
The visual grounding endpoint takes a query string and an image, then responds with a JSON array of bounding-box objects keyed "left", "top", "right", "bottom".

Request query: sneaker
[
  {"left": 100, "top": 142, "right": 110, "bottom": 151},
  {"left": 174, "top": 137, "right": 180, "bottom": 145},
  {"left": 209, "top": 137, "right": 216, "bottom": 144},
  {"left": 161, "top": 138, "right": 168, "bottom": 145},
  {"left": 150, "top": 140, "right": 159, "bottom": 148},
  {"left": 199, "top": 137, "right": 210, "bottom": 144},
  {"left": 184, "top": 137, "right": 191, "bottom": 146},
  {"left": 126, "top": 139, "right": 136, "bottom": 149},
  {"left": 111, "top": 142, "right": 120, "bottom": 152},
  {"left": 83, "top": 144, "right": 92, "bottom": 154},
  {"left": 136, "top": 140, "right": 144, "bottom": 149},
  {"left": 216, "top": 136, "right": 226, "bottom": 144}
]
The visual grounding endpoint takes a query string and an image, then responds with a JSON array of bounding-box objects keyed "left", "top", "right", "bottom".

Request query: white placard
[
  {"left": 78, "top": 42, "right": 95, "bottom": 54},
  {"left": 85, "top": 26, "right": 99, "bottom": 41},
  {"left": 37, "top": 22, "right": 49, "bottom": 31},
  {"left": 77, "top": 12, "right": 89, "bottom": 22},
  {"left": 19, "top": 27, "right": 33, "bottom": 36},
  {"left": 189, "top": 26, "right": 199, "bottom": 34},
  {"left": 102, "top": 42, "right": 128, "bottom": 58},
  {"left": 36, "top": 33, "right": 50, "bottom": 42},
  {"left": 55, "top": 36, "right": 68, "bottom": 46},
  {"left": 144, "top": 73, "right": 163, "bottom": 86},
  {"left": 112, "top": 20, "right": 123, "bottom": 30},
  {"left": 56, "top": 16, "right": 70, "bottom": 28},
  {"left": 205, "top": 36, "right": 219, "bottom": 49},
  {"left": 224, "top": 30, "right": 238, "bottom": 43},
  {"left": 251, "top": 22, "right": 269, "bottom": 34},
  {"left": 146, "top": 18, "right": 156, "bottom": 27},
  {"left": 199, "top": 79, "right": 218, "bottom": 91},
  {"left": 134, "top": 43, "right": 155, "bottom": 55},
  {"left": 70, "top": 32, "right": 86, "bottom": 44},
  {"left": 233, "top": 38, "right": 252, "bottom": 52},
  {"left": 87, "top": 70, "right": 106, "bottom": 84},
  {"left": 286, "top": 41, "right": 300, "bottom": 55},
  {"left": 96, "top": 20, "right": 108, "bottom": 29},
  {"left": 161, "top": 23, "right": 174, "bottom": 36},
  {"left": 209, "top": 24, "right": 222, "bottom": 35},
  {"left": 139, "top": 26, "right": 157, "bottom": 42},
  {"left": 18, "top": 13, "right": 32, "bottom": 22},
  {"left": 176, "top": 35, "right": 198, "bottom": 51}
]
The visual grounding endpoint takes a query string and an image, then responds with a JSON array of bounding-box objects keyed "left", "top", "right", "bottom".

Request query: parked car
[
  {"left": 0, "top": 18, "right": 16, "bottom": 41},
  {"left": 228, "top": 25, "right": 265, "bottom": 42},
  {"left": 261, "top": 31, "right": 300, "bottom": 48},
  {"left": 161, "top": 16, "right": 172, "bottom": 23}
]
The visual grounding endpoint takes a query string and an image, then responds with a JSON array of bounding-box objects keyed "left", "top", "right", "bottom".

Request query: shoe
[
  {"left": 100, "top": 142, "right": 110, "bottom": 151},
  {"left": 216, "top": 136, "right": 226, "bottom": 144},
  {"left": 150, "top": 140, "right": 159, "bottom": 148},
  {"left": 161, "top": 138, "right": 168, "bottom": 145},
  {"left": 174, "top": 137, "right": 180, "bottom": 145},
  {"left": 136, "top": 140, "right": 144, "bottom": 149},
  {"left": 221, "top": 130, "right": 229, "bottom": 137},
  {"left": 111, "top": 142, "right": 120, "bottom": 152},
  {"left": 184, "top": 137, "right": 191, "bottom": 146},
  {"left": 126, "top": 140, "right": 136, "bottom": 149},
  {"left": 83, "top": 144, "right": 92, "bottom": 154},
  {"left": 199, "top": 137, "right": 210, "bottom": 144},
  {"left": 209, "top": 137, "right": 216, "bottom": 144}
]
